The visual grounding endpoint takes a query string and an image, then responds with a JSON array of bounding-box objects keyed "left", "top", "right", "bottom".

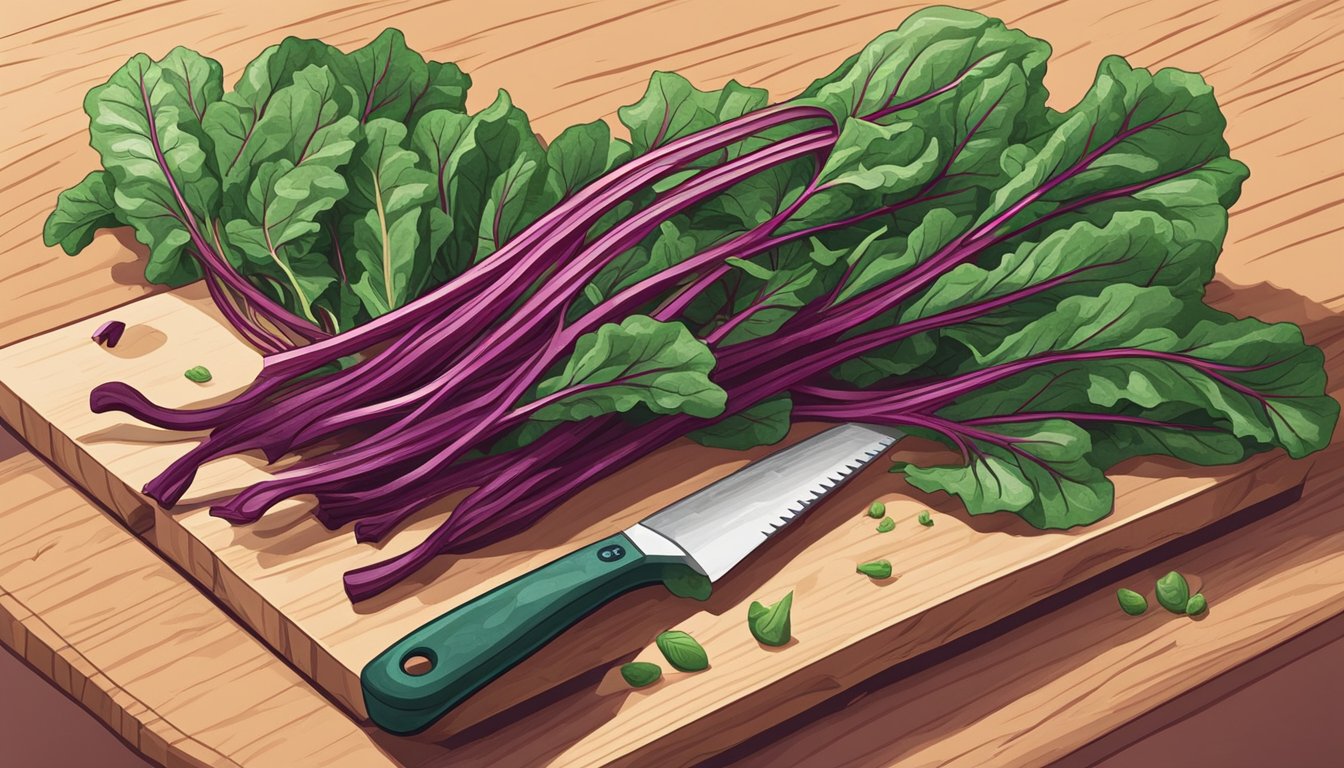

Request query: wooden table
[{"left": 1, "top": 1, "right": 1341, "bottom": 766}]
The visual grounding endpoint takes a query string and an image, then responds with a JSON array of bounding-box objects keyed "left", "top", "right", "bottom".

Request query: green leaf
[
  {"left": 203, "top": 39, "right": 341, "bottom": 198},
  {"left": 681, "top": 241, "right": 829, "bottom": 346},
  {"left": 44, "top": 171, "right": 120, "bottom": 254},
  {"left": 1185, "top": 593, "right": 1208, "bottom": 616},
  {"left": 344, "top": 119, "right": 436, "bottom": 316},
  {"left": 856, "top": 560, "right": 893, "bottom": 579},
  {"left": 917, "top": 510, "right": 934, "bottom": 527},
  {"left": 532, "top": 315, "right": 726, "bottom": 422},
  {"left": 782, "top": 121, "right": 942, "bottom": 232},
  {"left": 747, "top": 591, "right": 793, "bottom": 647},
  {"left": 939, "top": 285, "right": 1338, "bottom": 466},
  {"left": 837, "top": 209, "right": 964, "bottom": 304},
  {"left": 476, "top": 150, "right": 554, "bottom": 261},
  {"left": 183, "top": 365, "right": 212, "bottom": 383},
  {"left": 662, "top": 568, "right": 713, "bottom": 601},
  {"left": 897, "top": 420, "right": 1114, "bottom": 529},
  {"left": 866, "top": 500, "right": 886, "bottom": 518},
  {"left": 832, "top": 334, "right": 939, "bottom": 388},
  {"left": 1116, "top": 588, "right": 1147, "bottom": 616},
  {"left": 1155, "top": 571, "right": 1190, "bottom": 614},
  {"left": 544, "top": 120, "right": 632, "bottom": 202},
  {"left": 156, "top": 46, "right": 225, "bottom": 142},
  {"left": 655, "top": 630, "right": 709, "bottom": 672},
  {"left": 412, "top": 93, "right": 546, "bottom": 273},
  {"left": 876, "top": 517, "right": 896, "bottom": 533},
  {"left": 687, "top": 395, "right": 792, "bottom": 451},
  {"left": 619, "top": 661, "right": 661, "bottom": 688},
  {"left": 618, "top": 72, "right": 766, "bottom": 156},
  {"left": 83, "top": 50, "right": 224, "bottom": 286},
  {"left": 975, "top": 56, "right": 1246, "bottom": 236},
  {"left": 804, "top": 7, "right": 1048, "bottom": 125},
  {"left": 220, "top": 66, "right": 358, "bottom": 322},
  {"left": 336, "top": 29, "right": 469, "bottom": 124}
]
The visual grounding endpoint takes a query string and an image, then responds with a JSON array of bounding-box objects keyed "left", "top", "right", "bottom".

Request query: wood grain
[
  {"left": 0, "top": 0, "right": 1340, "bottom": 766},
  {"left": 3, "top": 284, "right": 1312, "bottom": 741},
  {"left": 0, "top": 429, "right": 401, "bottom": 768},
  {"left": 722, "top": 441, "right": 1344, "bottom": 768}
]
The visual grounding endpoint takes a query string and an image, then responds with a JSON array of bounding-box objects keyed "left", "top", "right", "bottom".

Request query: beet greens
[{"left": 48, "top": 8, "right": 1336, "bottom": 602}]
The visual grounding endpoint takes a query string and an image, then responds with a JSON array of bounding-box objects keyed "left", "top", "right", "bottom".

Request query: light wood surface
[
  {"left": 0, "top": 0, "right": 1340, "bottom": 766},
  {"left": 4, "top": 280, "right": 1312, "bottom": 743},
  {"left": 0, "top": 438, "right": 405, "bottom": 768}
]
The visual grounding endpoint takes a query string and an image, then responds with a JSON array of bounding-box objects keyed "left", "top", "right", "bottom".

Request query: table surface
[{"left": 1, "top": 1, "right": 1342, "bottom": 767}]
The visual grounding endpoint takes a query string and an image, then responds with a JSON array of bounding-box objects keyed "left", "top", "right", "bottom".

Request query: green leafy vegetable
[
  {"left": 184, "top": 366, "right": 212, "bottom": 383},
  {"left": 663, "top": 568, "right": 713, "bottom": 601},
  {"left": 60, "top": 9, "right": 1337, "bottom": 606},
  {"left": 856, "top": 560, "right": 893, "bottom": 579},
  {"left": 1185, "top": 593, "right": 1208, "bottom": 615},
  {"left": 687, "top": 395, "right": 792, "bottom": 450},
  {"left": 876, "top": 517, "right": 895, "bottom": 533},
  {"left": 1116, "top": 588, "right": 1147, "bottom": 616},
  {"left": 1156, "top": 571, "right": 1191, "bottom": 614},
  {"left": 531, "top": 315, "right": 726, "bottom": 422},
  {"left": 345, "top": 119, "right": 437, "bottom": 317},
  {"left": 748, "top": 591, "right": 794, "bottom": 647},
  {"left": 866, "top": 500, "right": 887, "bottom": 518},
  {"left": 45, "top": 172, "right": 120, "bottom": 255},
  {"left": 655, "top": 630, "right": 710, "bottom": 672},
  {"left": 917, "top": 511, "right": 934, "bottom": 527},
  {"left": 619, "top": 661, "right": 662, "bottom": 688}
]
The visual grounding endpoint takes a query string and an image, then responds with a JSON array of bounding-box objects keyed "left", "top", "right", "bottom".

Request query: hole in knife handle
[{"left": 401, "top": 650, "right": 435, "bottom": 676}]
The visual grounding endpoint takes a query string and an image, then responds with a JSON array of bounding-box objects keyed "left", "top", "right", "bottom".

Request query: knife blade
[{"left": 361, "top": 423, "right": 904, "bottom": 734}]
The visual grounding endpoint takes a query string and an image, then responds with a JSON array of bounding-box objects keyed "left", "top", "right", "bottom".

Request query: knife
[{"left": 360, "top": 422, "right": 904, "bottom": 734}]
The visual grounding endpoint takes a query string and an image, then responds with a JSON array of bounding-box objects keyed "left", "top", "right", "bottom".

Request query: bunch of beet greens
[{"left": 47, "top": 8, "right": 1337, "bottom": 601}]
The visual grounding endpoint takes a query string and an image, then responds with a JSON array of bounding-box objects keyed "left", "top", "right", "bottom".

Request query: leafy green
[
  {"left": 532, "top": 315, "right": 726, "bottom": 422},
  {"left": 44, "top": 171, "right": 120, "bottom": 254},
  {"left": 654, "top": 630, "right": 709, "bottom": 672},
  {"left": 662, "top": 568, "right": 713, "bottom": 601},
  {"left": 687, "top": 395, "right": 792, "bottom": 450},
  {"left": 1116, "top": 588, "right": 1147, "bottom": 616},
  {"left": 48, "top": 9, "right": 1338, "bottom": 599},
  {"left": 1156, "top": 571, "right": 1191, "bottom": 614},
  {"left": 856, "top": 560, "right": 893, "bottom": 579},
  {"left": 618, "top": 72, "right": 767, "bottom": 156},
  {"left": 345, "top": 119, "right": 437, "bottom": 316},
  {"left": 221, "top": 65, "right": 358, "bottom": 323},
  {"left": 876, "top": 517, "right": 896, "bottom": 533},
  {"left": 619, "top": 661, "right": 661, "bottom": 688},
  {"left": 78, "top": 49, "right": 223, "bottom": 286},
  {"left": 1185, "top": 593, "right": 1207, "bottom": 616},
  {"left": 866, "top": 500, "right": 886, "bottom": 518},
  {"left": 184, "top": 365, "right": 212, "bottom": 383},
  {"left": 747, "top": 591, "right": 793, "bottom": 647}
]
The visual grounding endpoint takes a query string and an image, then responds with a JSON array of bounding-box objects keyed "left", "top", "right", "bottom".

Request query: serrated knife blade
[{"left": 625, "top": 422, "right": 905, "bottom": 581}]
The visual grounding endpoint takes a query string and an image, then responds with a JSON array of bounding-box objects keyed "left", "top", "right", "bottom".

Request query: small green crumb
[
  {"left": 856, "top": 560, "right": 893, "bottom": 579},
  {"left": 1116, "top": 588, "right": 1147, "bottom": 616},
  {"left": 620, "top": 661, "right": 662, "bottom": 688},
  {"left": 876, "top": 517, "right": 895, "bottom": 533},
  {"left": 184, "top": 365, "right": 212, "bottom": 383},
  {"left": 917, "top": 510, "right": 934, "bottom": 527},
  {"left": 1185, "top": 594, "right": 1208, "bottom": 616},
  {"left": 866, "top": 500, "right": 886, "bottom": 518}
]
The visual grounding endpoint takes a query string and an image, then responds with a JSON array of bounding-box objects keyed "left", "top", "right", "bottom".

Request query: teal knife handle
[{"left": 361, "top": 533, "right": 689, "bottom": 734}]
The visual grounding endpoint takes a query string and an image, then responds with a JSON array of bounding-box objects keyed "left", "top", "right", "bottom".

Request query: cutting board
[{"left": 0, "top": 280, "right": 1311, "bottom": 753}]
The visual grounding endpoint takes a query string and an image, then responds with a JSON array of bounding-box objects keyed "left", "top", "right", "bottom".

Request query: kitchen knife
[{"left": 361, "top": 423, "right": 904, "bottom": 734}]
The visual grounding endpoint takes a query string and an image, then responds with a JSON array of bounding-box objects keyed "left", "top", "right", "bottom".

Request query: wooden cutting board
[
  {"left": 0, "top": 281, "right": 1312, "bottom": 754},
  {"left": 0, "top": 0, "right": 1335, "bottom": 761}
]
